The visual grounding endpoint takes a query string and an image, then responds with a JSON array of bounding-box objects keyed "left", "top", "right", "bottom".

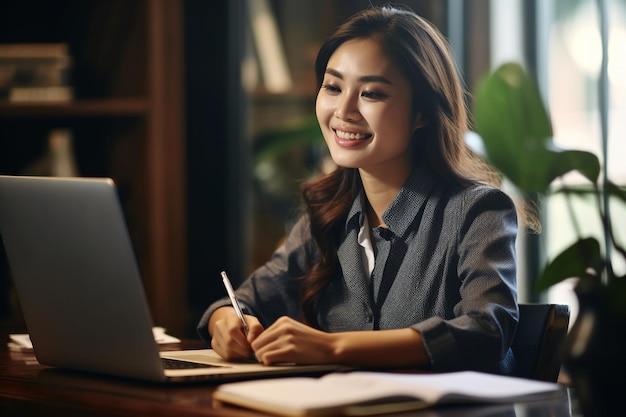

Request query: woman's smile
[{"left": 333, "top": 129, "right": 373, "bottom": 147}]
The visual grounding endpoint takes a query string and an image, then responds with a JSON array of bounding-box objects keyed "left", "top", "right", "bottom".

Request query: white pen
[{"left": 220, "top": 271, "right": 250, "bottom": 335}]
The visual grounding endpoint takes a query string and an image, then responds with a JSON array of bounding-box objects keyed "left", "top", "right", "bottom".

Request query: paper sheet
[{"left": 8, "top": 326, "right": 181, "bottom": 351}]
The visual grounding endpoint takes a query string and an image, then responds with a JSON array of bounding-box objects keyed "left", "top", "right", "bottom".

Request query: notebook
[
  {"left": 0, "top": 175, "right": 340, "bottom": 383},
  {"left": 213, "top": 371, "right": 564, "bottom": 416}
]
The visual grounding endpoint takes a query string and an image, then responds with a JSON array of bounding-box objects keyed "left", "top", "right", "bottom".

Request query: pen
[{"left": 220, "top": 271, "right": 250, "bottom": 335}]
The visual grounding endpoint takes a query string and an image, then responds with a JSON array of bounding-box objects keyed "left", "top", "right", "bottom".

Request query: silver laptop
[{"left": 0, "top": 175, "right": 339, "bottom": 382}]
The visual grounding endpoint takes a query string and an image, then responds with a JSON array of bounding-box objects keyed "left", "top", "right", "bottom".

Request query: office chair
[{"left": 511, "top": 303, "right": 570, "bottom": 382}]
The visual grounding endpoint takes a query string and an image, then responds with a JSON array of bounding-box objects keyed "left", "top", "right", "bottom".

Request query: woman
[{"left": 198, "top": 5, "right": 519, "bottom": 374}]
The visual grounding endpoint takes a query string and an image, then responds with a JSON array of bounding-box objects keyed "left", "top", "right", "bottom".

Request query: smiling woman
[{"left": 197, "top": 5, "right": 525, "bottom": 376}]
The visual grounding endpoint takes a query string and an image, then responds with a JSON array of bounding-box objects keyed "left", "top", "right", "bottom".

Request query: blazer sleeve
[
  {"left": 412, "top": 186, "right": 519, "bottom": 374},
  {"left": 196, "top": 215, "right": 317, "bottom": 342}
]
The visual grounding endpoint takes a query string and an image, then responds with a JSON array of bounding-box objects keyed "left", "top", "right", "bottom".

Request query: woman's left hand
[{"left": 250, "top": 316, "right": 338, "bottom": 365}]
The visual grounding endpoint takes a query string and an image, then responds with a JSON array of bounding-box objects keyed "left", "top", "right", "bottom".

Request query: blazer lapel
[{"left": 337, "top": 226, "right": 371, "bottom": 308}]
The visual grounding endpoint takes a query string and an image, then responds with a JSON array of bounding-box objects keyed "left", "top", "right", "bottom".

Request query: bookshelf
[{"left": 0, "top": 1, "right": 187, "bottom": 335}]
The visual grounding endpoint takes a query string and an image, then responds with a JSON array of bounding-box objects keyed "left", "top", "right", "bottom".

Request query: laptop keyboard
[{"left": 161, "top": 357, "right": 219, "bottom": 369}]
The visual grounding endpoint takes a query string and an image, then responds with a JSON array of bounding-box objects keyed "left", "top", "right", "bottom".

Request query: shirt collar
[{"left": 345, "top": 164, "right": 437, "bottom": 238}]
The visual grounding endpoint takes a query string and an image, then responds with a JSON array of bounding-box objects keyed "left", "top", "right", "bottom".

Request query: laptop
[{"left": 0, "top": 175, "right": 340, "bottom": 383}]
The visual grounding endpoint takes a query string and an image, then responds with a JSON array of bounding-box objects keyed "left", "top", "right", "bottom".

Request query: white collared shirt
[{"left": 357, "top": 214, "right": 375, "bottom": 279}]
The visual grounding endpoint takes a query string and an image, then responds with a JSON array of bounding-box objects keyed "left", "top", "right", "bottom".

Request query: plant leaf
[
  {"left": 474, "top": 63, "right": 600, "bottom": 194},
  {"left": 252, "top": 116, "right": 323, "bottom": 164},
  {"left": 606, "top": 180, "right": 626, "bottom": 204},
  {"left": 535, "top": 237, "right": 603, "bottom": 293},
  {"left": 552, "top": 182, "right": 626, "bottom": 204}
]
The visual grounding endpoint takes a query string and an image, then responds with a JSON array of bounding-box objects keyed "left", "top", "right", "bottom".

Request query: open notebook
[
  {"left": 0, "top": 175, "right": 340, "bottom": 382},
  {"left": 213, "top": 371, "right": 564, "bottom": 416}
]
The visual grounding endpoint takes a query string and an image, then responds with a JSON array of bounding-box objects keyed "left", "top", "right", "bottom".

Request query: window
[{"left": 539, "top": 0, "right": 626, "bottom": 318}]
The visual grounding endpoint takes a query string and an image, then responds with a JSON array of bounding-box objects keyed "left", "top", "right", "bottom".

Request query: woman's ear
[{"left": 413, "top": 113, "right": 426, "bottom": 130}]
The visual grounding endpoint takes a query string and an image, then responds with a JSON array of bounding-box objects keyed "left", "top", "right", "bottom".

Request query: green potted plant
[{"left": 473, "top": 62, "right": 626, "bottom": 417}]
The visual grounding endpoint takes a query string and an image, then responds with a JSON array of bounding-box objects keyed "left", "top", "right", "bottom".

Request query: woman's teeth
[{"left": 336, "top": 130, "right": 370, "bottom": 140}]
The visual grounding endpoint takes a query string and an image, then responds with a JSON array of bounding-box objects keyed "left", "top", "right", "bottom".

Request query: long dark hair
[{"left": 299, "top": 6, "right": 501, "bottom": 326}]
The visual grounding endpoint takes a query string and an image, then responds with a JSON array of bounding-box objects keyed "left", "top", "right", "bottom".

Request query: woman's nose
[{"left": 334, "top": 94, "right": 361, "bottom": 121}]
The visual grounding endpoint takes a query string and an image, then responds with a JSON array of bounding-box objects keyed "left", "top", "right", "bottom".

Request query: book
[
  {"left": 212, "top": 371, "right": 564, "bottom": 417},
  {"left": 248, "top": 0, "right": 292, "bottom": 93},
  {"left": 8, "top": 86, "right": 73, "bottom": 102},
  {"left": 0, "top": 43, "right": 69, "bottom": 58},
  {"left": 0, "top": 43, "right": 72, "bottom": 102},
  {"left": 0, "top": 56, "right": 71, "bottom": 88}
]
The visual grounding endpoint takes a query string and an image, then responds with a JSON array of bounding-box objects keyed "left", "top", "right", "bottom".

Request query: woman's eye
[
  {"left": 361, "top": 90, "right": 387, "bottom": 99},
  {"left": 321, "top": 84, "right": 340, "bottom": 94}
]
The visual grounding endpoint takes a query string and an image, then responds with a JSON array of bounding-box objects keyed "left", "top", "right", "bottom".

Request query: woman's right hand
[{"left": 209, "top": 307, "right": 263, "bottom": 361}]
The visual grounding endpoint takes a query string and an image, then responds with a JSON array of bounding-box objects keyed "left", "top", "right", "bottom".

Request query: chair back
[{"left": 511, "top": 303, "right": 570, "bottom": 382}]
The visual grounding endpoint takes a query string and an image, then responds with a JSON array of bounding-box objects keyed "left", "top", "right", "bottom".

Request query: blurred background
[{"left": 0, "top": 0, "right": 624, "bottom": 338}]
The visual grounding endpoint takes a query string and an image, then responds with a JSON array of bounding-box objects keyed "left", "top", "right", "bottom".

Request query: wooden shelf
[{"left": 0, "top": 98, "right": 149, "bottom": 118}]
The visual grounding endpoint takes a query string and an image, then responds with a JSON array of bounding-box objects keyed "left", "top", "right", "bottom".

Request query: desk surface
[{"left": 0, "top": 334, "right": 578, "bottom": 417}]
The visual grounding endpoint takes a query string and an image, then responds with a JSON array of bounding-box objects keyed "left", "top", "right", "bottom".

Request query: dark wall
[{"left": 184, "top": 0, "right": 247, "bottom": 335}]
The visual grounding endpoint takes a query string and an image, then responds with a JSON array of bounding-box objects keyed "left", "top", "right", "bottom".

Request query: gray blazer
[{"left": 198, "top": 165, "right": 519, "bottom": 374}]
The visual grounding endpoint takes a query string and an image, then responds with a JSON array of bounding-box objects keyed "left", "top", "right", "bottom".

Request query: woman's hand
[
  {"left": 211, "top": 310, "right": 428, "bottom": 368},
  {"left": 209, "top": 307, "right": 263, "bottom": 361},
  {"left": 251, "top": 316, "right": 338, "bottom": 365},
  {"left": 251, "top": 316, "right": 428, "bottom": 368}
]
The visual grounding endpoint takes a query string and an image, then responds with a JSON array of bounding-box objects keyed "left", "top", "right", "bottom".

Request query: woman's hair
[{"left": 298, "top": 5, "right": 503, "bottom": 326}]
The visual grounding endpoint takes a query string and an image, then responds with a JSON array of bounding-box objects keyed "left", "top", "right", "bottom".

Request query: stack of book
[{"left": 0, "top": 43, "right": 73, "bottom": 103}]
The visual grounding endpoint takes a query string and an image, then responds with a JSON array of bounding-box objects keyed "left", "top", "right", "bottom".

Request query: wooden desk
[{"left": 0, "top": 335, "right": 578, "bottom": 417}]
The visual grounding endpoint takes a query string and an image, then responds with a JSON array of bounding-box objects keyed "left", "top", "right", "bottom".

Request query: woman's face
[{"left": 316, "top": 37, "right": 421, "bottom": 176}]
